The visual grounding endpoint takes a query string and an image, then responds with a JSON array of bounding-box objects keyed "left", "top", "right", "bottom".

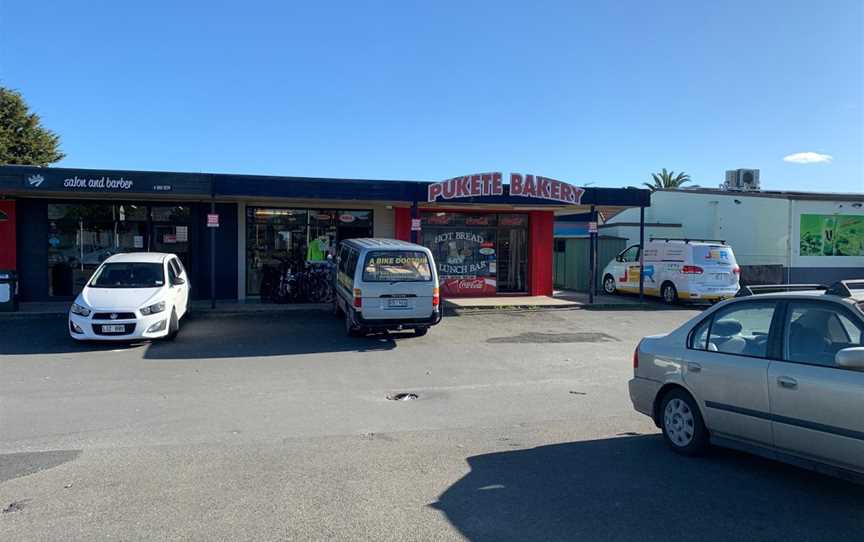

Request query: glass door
[{"left": 496, "top": 215, "right": 528, "bottom": 293}]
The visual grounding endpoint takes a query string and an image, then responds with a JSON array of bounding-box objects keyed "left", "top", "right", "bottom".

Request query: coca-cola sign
[{"left": 441, "top": 277, "right": 497, "bottom": 296}]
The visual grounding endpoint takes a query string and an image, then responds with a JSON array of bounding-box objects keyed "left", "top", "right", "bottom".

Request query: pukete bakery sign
[{"left": 427, "top": 172, "right": 584, "bottom": 204}]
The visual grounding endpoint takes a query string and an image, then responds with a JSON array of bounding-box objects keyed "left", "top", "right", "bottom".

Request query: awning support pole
[
  {"left": 589, "top": 205, "right": 597, "bottom": 304},
  {"left": 639, "top": 206, "right": 645, "bottom": 303},
  {"left": 210, "top": 198, "right": 216, "bottom": 309}
]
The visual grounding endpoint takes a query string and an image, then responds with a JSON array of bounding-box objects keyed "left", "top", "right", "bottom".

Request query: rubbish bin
[{"left": 0, "top": 270, "right": 18, "bottom": 312}]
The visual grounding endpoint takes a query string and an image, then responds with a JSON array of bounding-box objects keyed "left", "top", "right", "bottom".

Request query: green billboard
[{"left": 800, "top": 214, "right": 864, "bottom": 257}]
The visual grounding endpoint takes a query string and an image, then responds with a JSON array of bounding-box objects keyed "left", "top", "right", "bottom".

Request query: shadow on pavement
[
  {"left": 0, "top": 315, "right": 150, "bottom": 355},
  {"left": 143, "top": 312, "right": 398, "bottom": 359},
  {"left": 432, "top": 435, "right": 864, "bottom": 542},
  {"left": 0, "top": 313, "right": 400, "bottom": 358},
  {"left": 0, "top": 449, "right": 82, "bottom": 483}
]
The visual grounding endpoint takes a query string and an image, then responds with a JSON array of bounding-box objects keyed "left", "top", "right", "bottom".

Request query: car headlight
[
  {"left": 71, "top": 303, "right": 91, "bottom": 317},
  {"left": 140, "top": 301, "right": 166, "bottom": 315}
]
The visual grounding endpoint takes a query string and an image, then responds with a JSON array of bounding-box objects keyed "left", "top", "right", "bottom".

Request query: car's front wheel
[
  {"left": 660, "top": 389, "right": 708, "bottom": 455},
  {"left": 602, "top": 274, "right": 616, "bottom": 295},
  {"left": 166, "top": 308, "right": 179, "bottom": 340}
]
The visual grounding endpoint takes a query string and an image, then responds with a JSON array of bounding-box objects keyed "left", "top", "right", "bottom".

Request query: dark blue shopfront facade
[{"left": 0, "top": 165, "right": 650, "bottom": 303}]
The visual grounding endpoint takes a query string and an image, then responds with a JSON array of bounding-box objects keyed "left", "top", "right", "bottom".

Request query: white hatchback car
[{"left": 69, "top": 252, "right": 190, "bottom": 341}]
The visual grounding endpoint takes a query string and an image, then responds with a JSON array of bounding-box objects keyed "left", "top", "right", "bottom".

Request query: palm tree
[{"left": 644, "top": 168, "right": 691, "bottom": 191}]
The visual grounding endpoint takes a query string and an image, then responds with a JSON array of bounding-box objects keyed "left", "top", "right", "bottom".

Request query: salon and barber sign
[
  {"left": 427, "top": 172, "right": 584, "bottom": 204},
  {"left": 5, "top": 168, "right": 212, "bottom": 195}
]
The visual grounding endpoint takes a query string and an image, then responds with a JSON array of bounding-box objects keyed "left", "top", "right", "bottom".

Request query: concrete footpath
[{"left": 2, "top": 291, "right": 673, "bottom": 320}]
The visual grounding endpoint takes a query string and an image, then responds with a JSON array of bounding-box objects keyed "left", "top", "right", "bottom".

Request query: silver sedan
[{"left": 629, "top": 281, "right": 864, "bottom": 482}]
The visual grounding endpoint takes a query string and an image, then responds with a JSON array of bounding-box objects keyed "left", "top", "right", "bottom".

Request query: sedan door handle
[
  {"left": 777, "top": 376, "right": 798, "bottom": 389},
  {"left": 687, "top": 362, "right": 702, "bottom": 373}
]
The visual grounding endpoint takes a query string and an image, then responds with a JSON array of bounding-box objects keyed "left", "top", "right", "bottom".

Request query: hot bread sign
[{"left": 427, "top": 172, "right": 584, "bottom": 204}]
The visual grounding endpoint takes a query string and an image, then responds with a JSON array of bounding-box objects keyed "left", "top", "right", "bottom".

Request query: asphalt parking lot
[{"left": 1, "top": 307, "right": 862, "bottom": 541}]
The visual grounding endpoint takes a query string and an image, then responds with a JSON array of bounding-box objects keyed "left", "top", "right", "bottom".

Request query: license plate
[
  {"left": 713, "top": 273, "right": 727, "bottom": 280},
  {"left": 101, "top": 324, "right": 126, "bottom": 333},
  {"left": 387, "top": 298, "right": 409, "bottom": 308}
]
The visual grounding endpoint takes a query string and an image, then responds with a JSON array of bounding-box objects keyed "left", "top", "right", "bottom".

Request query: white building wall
[
  {"left": 605, "top": 191, "right": 790, "bottom": 267},
  {"left": 372, "top": 204, "right": 395, "bottom": 238}
]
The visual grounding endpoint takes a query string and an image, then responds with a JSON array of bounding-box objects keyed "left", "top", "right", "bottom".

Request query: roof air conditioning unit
[{"left": 723, "top": 169, "right": 760, "bottom": 191}]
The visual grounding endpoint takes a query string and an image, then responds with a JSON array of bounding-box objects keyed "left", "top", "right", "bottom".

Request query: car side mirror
[
  {"left": 172, "top": 276, "right": 186, "bottom": 286},
  {"left": 836, "top": 347, "right": 864, "bottom": 371}
]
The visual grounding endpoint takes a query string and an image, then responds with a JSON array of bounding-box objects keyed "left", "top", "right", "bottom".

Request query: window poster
[{"left": 426, "top": 230, "right": 497, "bottom": 296}]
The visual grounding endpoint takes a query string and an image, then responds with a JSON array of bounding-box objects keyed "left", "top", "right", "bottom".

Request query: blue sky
[{"left": 2, "top": 1, "right": 862, "bottom": 192}]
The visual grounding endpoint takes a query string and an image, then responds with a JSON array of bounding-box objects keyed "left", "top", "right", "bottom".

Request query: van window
[
  {"left": 693, "top": 246, "right": 736, "bottom": 266},
  {"left": 362, "top": 251, "right": 432, "bottom": 282},
  {"left": 619, "top": 246, "right": 640, "bottom": 263},
  {"left": 346, "top": 249, "right": 359, "bottom": 280}
]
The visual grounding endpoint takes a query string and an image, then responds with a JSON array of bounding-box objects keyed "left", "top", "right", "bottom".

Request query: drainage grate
[{"left": 386, "top": 393, "right": 418, "bottom": 401}]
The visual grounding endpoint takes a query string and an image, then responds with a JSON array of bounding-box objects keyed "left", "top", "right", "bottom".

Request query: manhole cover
[{"left": 386, "top": 393, "right": 418, "bottom": 401}]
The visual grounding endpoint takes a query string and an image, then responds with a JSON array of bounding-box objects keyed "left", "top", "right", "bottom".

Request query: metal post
[
  {"left": 410, "top": 200, "right": 418, "bottom": 244},
  {"left": 588, "top": 205, "right": 596, "bottom": 304},
  {"left": 210, "top": 199, "right": 216, "bottom": 309},
  {"left": 639, "top": 206, "right": 645, "bottom": 303}
]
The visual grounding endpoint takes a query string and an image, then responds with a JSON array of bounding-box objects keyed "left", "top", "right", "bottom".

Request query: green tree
[
  {"left": 0, "top": 86, "right": 65, "bottom": 166},
  {"left": 644, "top": 168, "right": 691, "bottom": 191}
]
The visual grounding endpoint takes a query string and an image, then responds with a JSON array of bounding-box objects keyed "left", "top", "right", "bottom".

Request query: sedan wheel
[
  {"left": 660, "top": 389, "right": 708, "bottom": 455},
  {"left": 664, "top": 398, "right": 695, "bottom": 447}
]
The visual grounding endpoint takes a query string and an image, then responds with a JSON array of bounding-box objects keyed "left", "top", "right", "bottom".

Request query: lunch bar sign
[{"left": 427, "top": 172, "right": 585, "bottom": 204}]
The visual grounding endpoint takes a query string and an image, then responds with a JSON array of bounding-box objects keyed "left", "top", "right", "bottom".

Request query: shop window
[
  {"left": 151, "top": 206, "right": 191, "bottom": 270},
  {"left": 46, "top": 202, "right": 191, "bottom": 297},
  {"left": 246, "top": 207, "right": 372, "bottom": 298},
  {"left": 420, "top": 212, "right": 528, "bottom": 296}
]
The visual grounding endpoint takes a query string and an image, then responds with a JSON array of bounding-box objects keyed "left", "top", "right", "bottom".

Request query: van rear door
[
  {"left": 690, "top": 245, "right": 739, "bottom": 289},
  {"left": 358, "top": 250, "right": 435, "bottom": 320}
]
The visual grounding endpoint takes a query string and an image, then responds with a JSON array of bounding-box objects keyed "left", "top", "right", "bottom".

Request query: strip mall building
[{"left": 0, "top": 165, "right": 649, "bottom": 302}]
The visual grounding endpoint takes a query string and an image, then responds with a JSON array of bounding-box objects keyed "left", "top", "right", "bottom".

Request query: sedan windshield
[{"left": 90, "top": 262, "right": 164, "bottom": 288}]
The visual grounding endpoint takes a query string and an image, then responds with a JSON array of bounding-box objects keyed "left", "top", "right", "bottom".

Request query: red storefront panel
[
  {"left": 528, "top": 211, "right": 554, "bottom": 296},
  {"left": 0, "top": 200, "right": 16, "bottom": 270},
  {"left": 394, "top": 207, "right": 412, "bottom": 241}
]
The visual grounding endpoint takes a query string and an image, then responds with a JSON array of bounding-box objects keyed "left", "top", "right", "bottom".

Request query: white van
[
  {"left": 601, "top": 238, "right": 740, "bottom": 304},
  {"left": 334, "top": 239, "right": 441, "bottom": 336}
]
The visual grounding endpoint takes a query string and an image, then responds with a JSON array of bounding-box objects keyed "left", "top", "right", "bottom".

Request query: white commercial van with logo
[{"left": 601, "top": 239, "right": 740, "bottom": 303}]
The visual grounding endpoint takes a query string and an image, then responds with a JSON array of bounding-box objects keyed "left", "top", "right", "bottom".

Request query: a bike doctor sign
[{"left": 427, "top": 172, "right": 585, "bottom": 204}]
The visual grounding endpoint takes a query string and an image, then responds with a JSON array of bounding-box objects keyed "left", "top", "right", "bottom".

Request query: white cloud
[{"left": 783, "top": 151, "right": 833, "bottom": 164}]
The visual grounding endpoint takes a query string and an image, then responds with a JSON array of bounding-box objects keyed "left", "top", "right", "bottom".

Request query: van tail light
[
  {"left": 432, "top": 287, "right": 440, "bottom": 308},
  {"left": 682, "top": 265, "right": 703, "bottom": 275},
  {"left": 733, "top": 266, "right": 741, "bottom": 275},
  {"left": 353, "top": 288, "right": 362, "bottom": 309},
  {"left": 633, "top": 344, "right": 640, "bottom": 369}
]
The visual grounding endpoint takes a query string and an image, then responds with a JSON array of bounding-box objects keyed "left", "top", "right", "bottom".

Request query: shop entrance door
[{"left": 496, "top": 228, "right": 528, "bottom": 293}]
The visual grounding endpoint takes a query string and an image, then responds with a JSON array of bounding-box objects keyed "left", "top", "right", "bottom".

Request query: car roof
[
  {"left": 733, "top": 290, "right": 864, "bottom": 305},
  {"left": 341, "top": 238, "right": 429, "bottom": 251},
  {"left": 103, "top": 252, "right": 172, "bottom": 264}
]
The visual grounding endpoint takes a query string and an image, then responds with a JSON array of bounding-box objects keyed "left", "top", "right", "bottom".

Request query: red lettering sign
[
  {"left": 428, "top": 172, "right": 584, "bottom": 204},
  {"left": 427, "top": 172, "right": 505, "bottom": 202}
]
